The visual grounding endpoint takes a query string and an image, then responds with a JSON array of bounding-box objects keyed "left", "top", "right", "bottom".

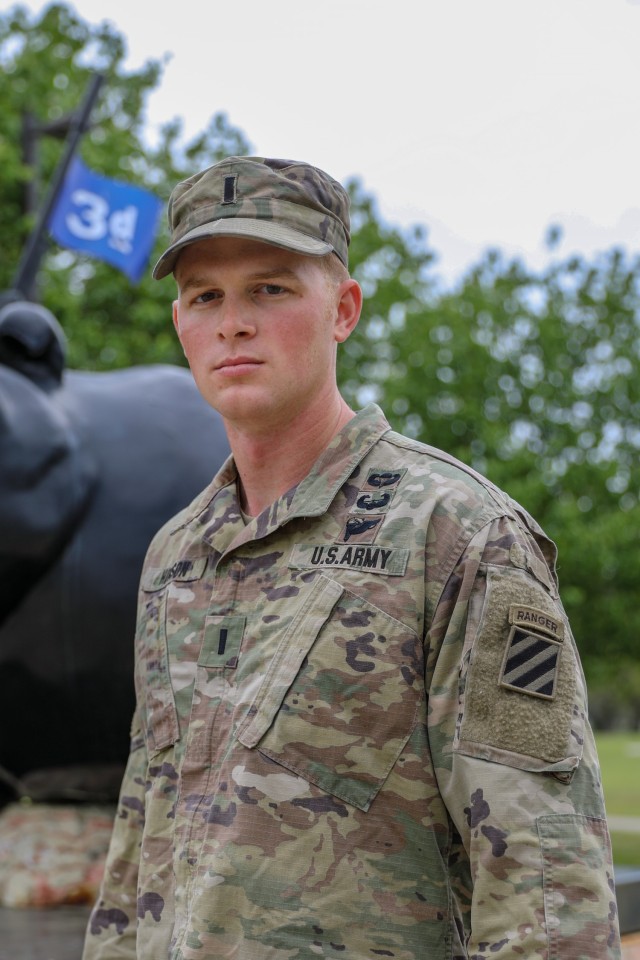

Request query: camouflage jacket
[{"left": 83, "top": 404, "right": 620, "bottom": 960}]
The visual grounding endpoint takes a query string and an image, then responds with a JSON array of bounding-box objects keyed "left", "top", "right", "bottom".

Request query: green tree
[
  {"left": 0, "top": 3, "right": 250, "bottom": 368},
  {"left": 364, "top": 244, "right": 640, "bottom": 719}
]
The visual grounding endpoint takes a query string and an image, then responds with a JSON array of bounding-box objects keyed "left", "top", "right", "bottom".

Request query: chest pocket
[
  {"left": 237, "top": 573, "right": 424, "bottom": 812},
  {"left": 137, "top": 557, "right": 208, "bottom": 757}
]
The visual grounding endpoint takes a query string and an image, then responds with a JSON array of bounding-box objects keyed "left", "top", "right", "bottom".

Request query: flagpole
[{"left": 13, "top": 73, "right": 104, "bottom": 300}]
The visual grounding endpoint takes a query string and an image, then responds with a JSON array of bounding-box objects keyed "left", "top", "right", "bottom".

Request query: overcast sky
[{"left": 20, "top": 0, "right": 640, "bottom": 285}]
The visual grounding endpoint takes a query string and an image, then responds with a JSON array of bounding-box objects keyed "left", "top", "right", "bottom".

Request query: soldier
[{"left": 83, "top": 157, "right": 621, "bottom": 959}]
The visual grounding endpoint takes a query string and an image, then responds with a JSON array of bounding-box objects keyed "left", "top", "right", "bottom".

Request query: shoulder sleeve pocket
[{"left": 455, "top": 565, "right": 585, "bottom": 774}]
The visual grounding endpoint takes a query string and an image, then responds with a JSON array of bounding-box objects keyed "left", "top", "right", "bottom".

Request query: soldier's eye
[{"left": 195, "top": 291, "right": 221, "bottom": 303}]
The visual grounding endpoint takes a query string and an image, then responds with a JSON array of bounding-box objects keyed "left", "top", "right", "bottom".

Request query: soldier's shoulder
[
  {"left": 377, "top": 429, "right": 556, "bottom": 573},
  {"left": 379, "top": 429, "right": 515, "bottom": 516}
]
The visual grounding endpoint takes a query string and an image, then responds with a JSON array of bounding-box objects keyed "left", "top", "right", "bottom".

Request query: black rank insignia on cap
[{"left": 500, "top": 605, "right": 565, "bottom": 700}]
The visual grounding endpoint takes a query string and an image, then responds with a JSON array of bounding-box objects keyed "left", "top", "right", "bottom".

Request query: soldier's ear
[
  {"left": 334, "top": 279, "right": 363, "bottom": 344},
  {"left": 172, "top": 300, "right": 185, "bottom": 351},
  {"left": 0, "top": 300, "right": 66, "bottom": 392}
]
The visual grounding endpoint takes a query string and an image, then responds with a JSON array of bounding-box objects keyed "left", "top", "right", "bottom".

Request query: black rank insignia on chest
[{"left": 499, "top": 605, "right": 565, "bottom": 700}]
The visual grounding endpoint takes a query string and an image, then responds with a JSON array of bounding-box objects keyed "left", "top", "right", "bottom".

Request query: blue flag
[{"left": 49, "top": 157, "right": 163, "bottom": 283}]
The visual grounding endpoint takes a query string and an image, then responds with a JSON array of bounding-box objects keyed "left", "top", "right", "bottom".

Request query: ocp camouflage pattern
[
  {"left": 153, "top": 157, "right": 350, "bottom": 279},
  {"left": 83, "top": 404, "right": 620, "bottom": 959}
]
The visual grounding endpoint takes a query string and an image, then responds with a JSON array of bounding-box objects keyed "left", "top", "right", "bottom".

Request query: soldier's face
[{"left": 173, "top": 237, "right": 358, "bottom": 432}]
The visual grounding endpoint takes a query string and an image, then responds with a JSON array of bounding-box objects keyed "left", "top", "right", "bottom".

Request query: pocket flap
[{"left": 237, "top": 575, "right": 344, "bottom": 748}]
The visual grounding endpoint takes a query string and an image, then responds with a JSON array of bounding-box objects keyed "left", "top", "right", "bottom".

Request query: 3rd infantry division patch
[{"left": 500, "top": 605, "right": 565, "bottom": 700}]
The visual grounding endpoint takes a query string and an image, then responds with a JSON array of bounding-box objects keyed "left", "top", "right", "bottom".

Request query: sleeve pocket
[
  {"left": 456, "top": 565, "right": 584, "bottom": 775},
  {"left": 537, "top": 814, "right": 619, "bottom": 959}
]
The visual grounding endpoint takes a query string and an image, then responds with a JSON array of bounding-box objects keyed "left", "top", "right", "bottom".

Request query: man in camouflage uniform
[{"left": 83, "top": 157, "right": 621, "bottom": 959}]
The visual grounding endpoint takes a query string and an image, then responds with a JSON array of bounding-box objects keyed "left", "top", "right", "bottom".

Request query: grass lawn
[{"left": 595, "top": 731, "right": 640, "bottom": 867}]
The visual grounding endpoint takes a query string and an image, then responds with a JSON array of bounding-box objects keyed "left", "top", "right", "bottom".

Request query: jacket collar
[{"left": 169, "top": 404, "right": 391, "bottom": 552}]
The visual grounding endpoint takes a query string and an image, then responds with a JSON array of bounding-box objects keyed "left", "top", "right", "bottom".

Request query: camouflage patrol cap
[{"left": 152, "top": 156, "right": 351, "bottom": 279}]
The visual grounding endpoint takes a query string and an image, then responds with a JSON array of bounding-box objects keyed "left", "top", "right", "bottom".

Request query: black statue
[{"left": 0, "top": 300, "right": 229, "bottom": 801}]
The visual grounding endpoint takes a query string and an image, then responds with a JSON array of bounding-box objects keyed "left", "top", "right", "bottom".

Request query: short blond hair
[{"left": 319, "top": 252, "right": 349, "bottom": 288}]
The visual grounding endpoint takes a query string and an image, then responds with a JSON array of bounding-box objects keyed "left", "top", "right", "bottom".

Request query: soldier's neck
[{"left": 226, "top": 396, "right": 355, "bottom": 518}]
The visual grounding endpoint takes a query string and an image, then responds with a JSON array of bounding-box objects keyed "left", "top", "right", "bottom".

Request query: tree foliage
[
  {"left": 357, "top": 243, "right": 640, "bottom": 722},
  {"left": 0, "top": 3, "right": 251, "bottom": 368},
  {"left": 2, "top": 3, "right": 639, "bottom": 725}
]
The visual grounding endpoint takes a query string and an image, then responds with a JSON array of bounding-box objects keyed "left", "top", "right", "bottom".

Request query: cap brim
[{"left": 153, "top": 218, "right": 333, "bottom": 280}]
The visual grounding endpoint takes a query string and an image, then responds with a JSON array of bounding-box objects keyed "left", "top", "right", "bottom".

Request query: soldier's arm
[
  {"left": 426, "top": 514, "right": 621, "bottom": 958},
  {"left": 81, "top": 709, "right": 146, "bottom": 960}
]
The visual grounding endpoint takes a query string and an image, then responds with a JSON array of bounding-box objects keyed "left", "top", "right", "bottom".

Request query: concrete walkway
[{"left": 0, "top": 905, "right": 90, "bottom": 960}]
